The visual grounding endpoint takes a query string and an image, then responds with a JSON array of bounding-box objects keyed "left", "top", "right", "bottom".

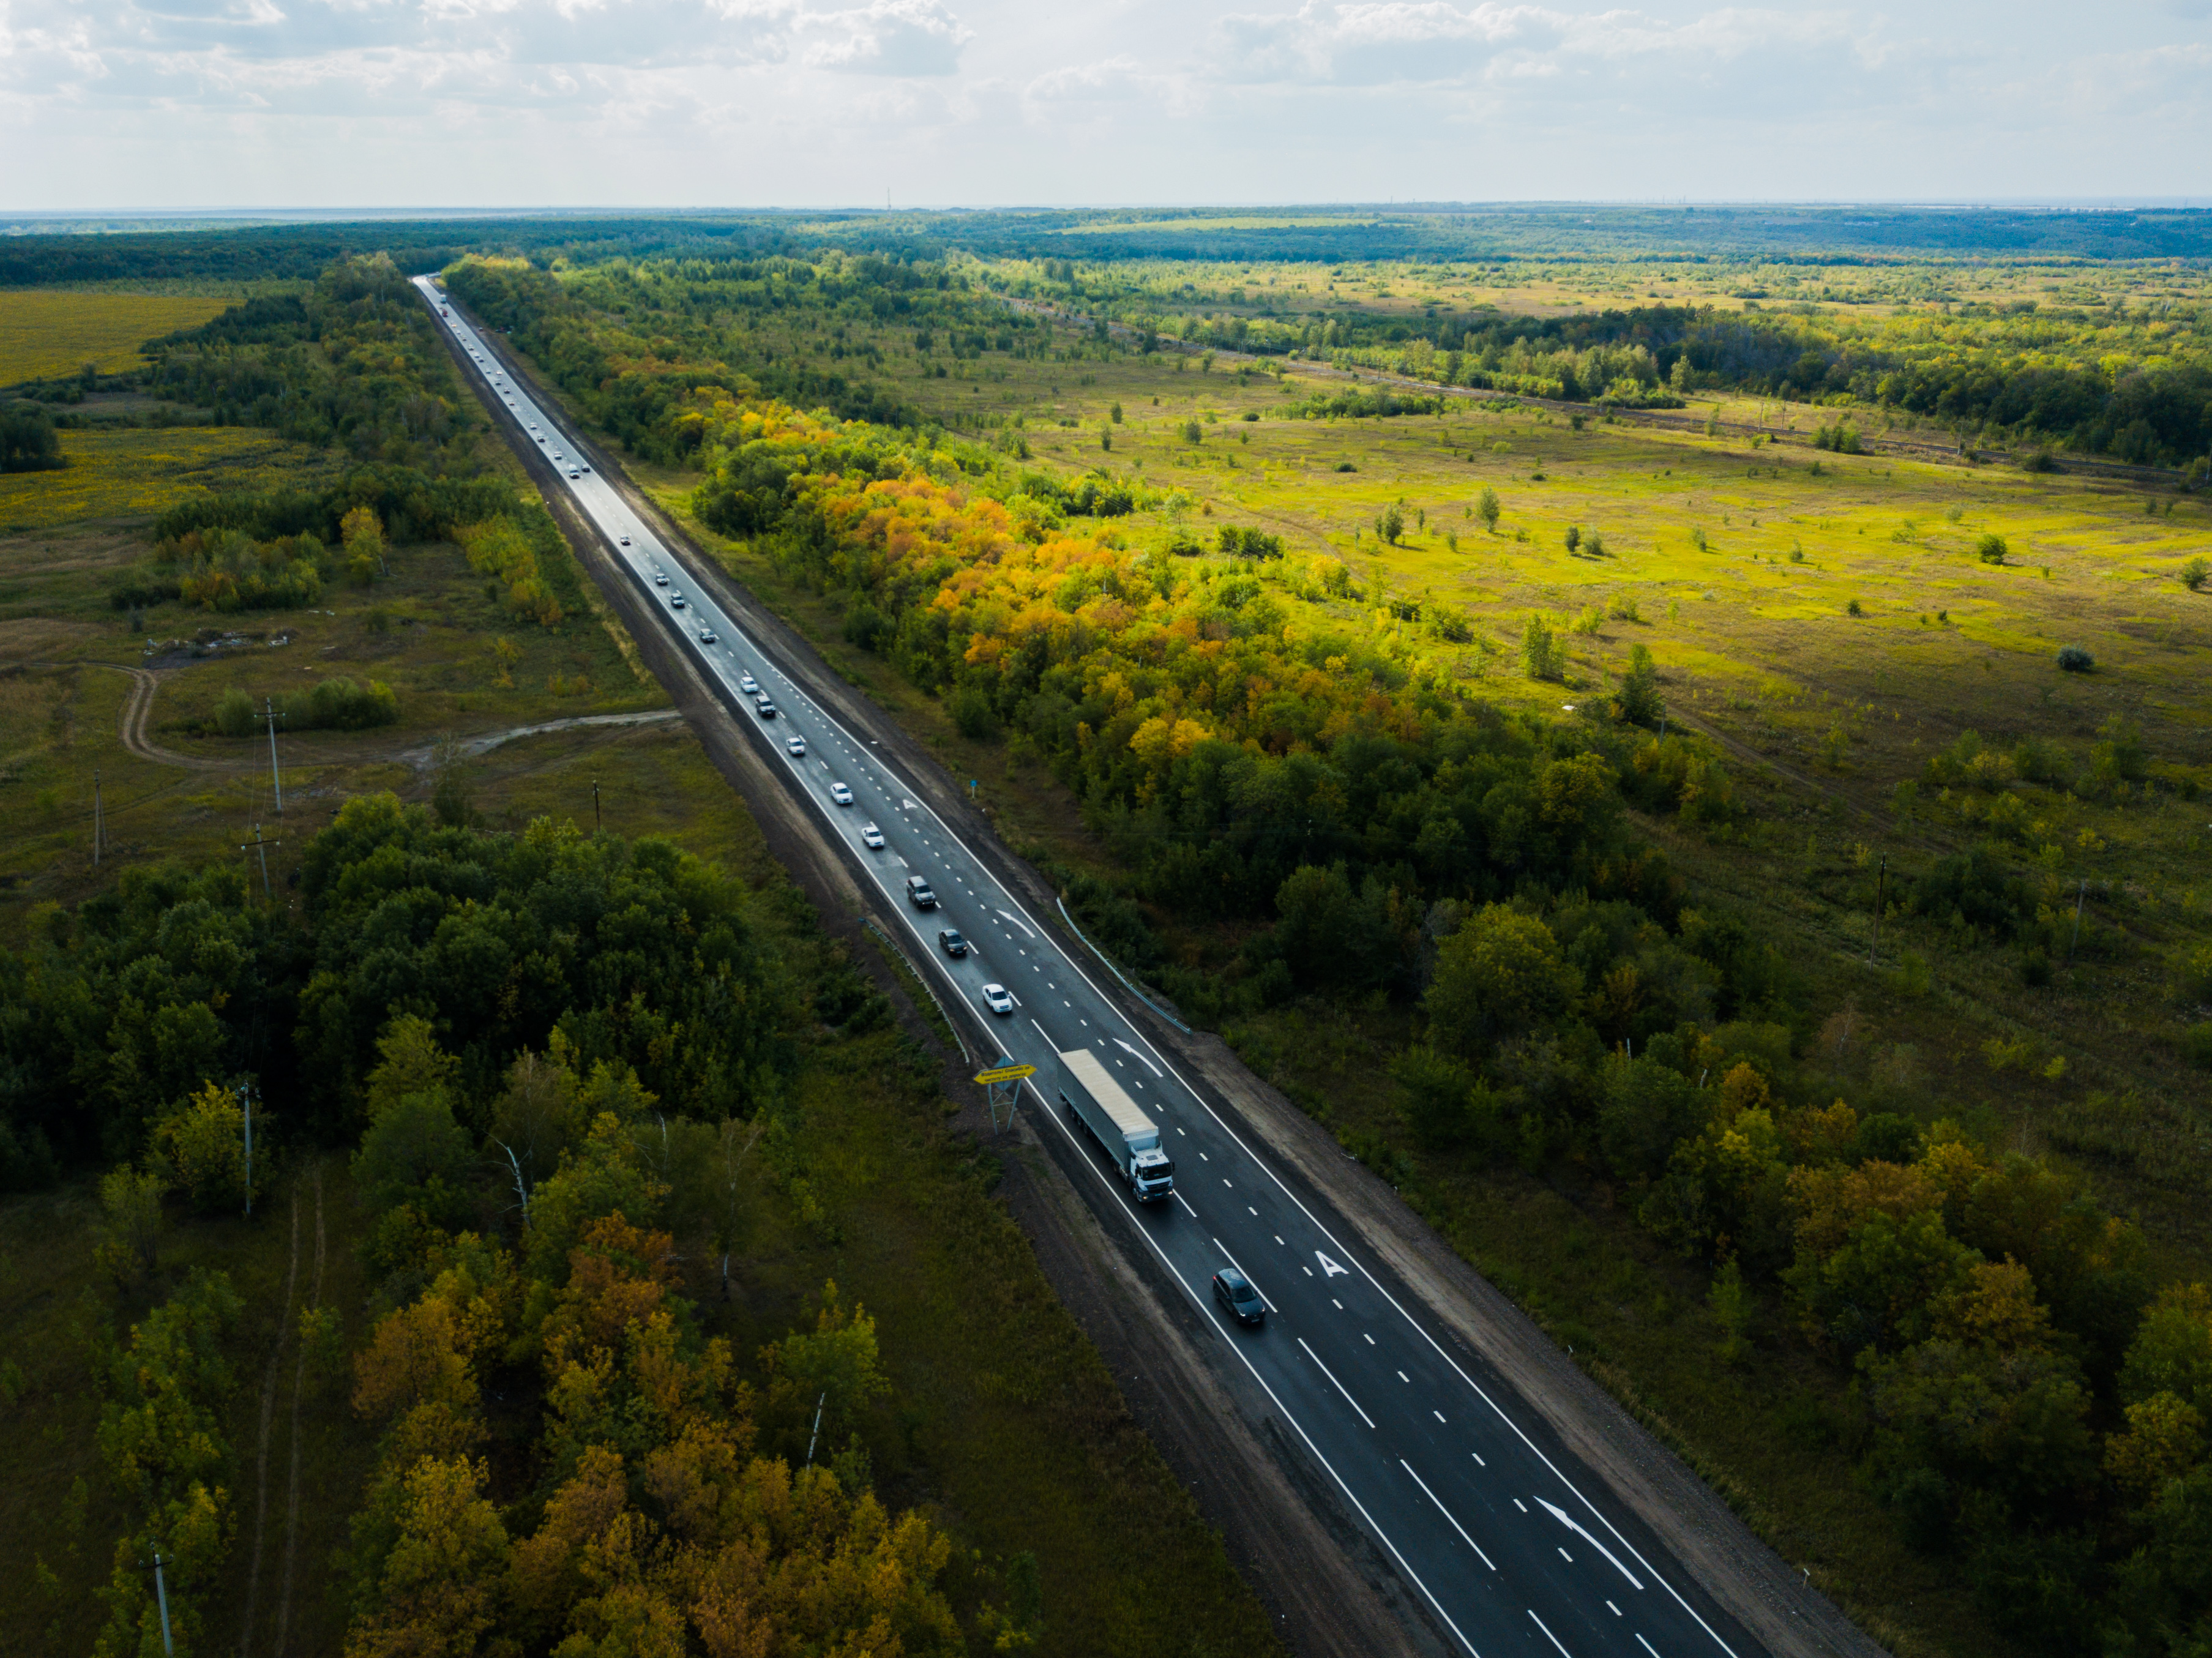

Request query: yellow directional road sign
[{"left": 973, "top": 1062, "right": 1036, "bottom": 1086}]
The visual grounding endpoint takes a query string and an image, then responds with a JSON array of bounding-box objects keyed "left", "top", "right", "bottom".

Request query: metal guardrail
[
  {"left": 862, "top": 916, "right": 972, "bottom": 1063},
  {"left": 1055, "top": 897, "right": 1192, "bottom": 1034}
]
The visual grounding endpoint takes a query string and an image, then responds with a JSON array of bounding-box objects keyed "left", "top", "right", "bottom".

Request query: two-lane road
[{"left": 417, "top": 273, "right": 1762, "bottom": 1658}]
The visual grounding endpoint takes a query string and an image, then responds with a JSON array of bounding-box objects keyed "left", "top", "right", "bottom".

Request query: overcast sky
[{"left": 5, "top": 0, "right": 2209, "bottom": 211}]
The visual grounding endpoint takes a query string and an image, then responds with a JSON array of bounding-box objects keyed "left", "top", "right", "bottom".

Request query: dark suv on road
[
  {"left": 1212, "top": 1268, "right": 1265, "bottom": 1326},
  {"left": 906, "top": 875, "right": 938, "bottom": 909}
]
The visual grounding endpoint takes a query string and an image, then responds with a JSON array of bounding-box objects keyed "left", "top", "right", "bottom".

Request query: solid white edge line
[
  {"left": 1399, "top": 1460, "right": 1495, "bottom": 1571},
  {"left": 1528, "top": 1608, "right": 1573, "bottom": 1658},
  {"left": 422, "top": 277, "right": 1691, "bottom": 1658},
  {"left": 1013, "top": 1078, "right": 1480, "bottom": 1657},
  {"left": 1295, "top": 1337, "right": 1376, "bottom": 1431}
]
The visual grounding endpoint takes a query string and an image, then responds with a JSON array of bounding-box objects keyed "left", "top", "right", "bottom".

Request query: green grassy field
[
  {"left": 0, "top": 509, "right": 666, "bottom": 936},
  {"left": 0, "top": 291, "right": 239, "bottom": 387}
]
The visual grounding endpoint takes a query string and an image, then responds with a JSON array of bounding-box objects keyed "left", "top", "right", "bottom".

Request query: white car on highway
[
  {"left": 981, "top": 984, "right": 1014, "bottom": 1015},
  {"left": 786, "top": 736, "right": 807, "bottom": 757},
  {"left": 829, "top": 782, "right": 853, "bottom": 806},
  {"left": 738, "top": 673, "right": 758, "bottom": 695},
  {"left": 861, "top": 823, "right": 884, "bottom": 849}
]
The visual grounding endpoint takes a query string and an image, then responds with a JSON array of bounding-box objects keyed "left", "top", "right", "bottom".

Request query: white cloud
[
  {"left": 1, "top": 0, "right": 2207, "bottom": 207},
  {"left": 796, "top": 0, "right": 970, "bottom": 73}
]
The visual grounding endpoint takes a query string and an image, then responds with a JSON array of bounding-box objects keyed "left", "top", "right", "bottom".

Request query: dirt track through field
[
  {"left": 45, "top": 657, "right": 682, "bottom": 776},
  {"left": 272, "top": 1168, "right": 325, "bottom": 1657},
  {"left": 237, "top": 1178, "right": 302, "bottom": 1658}
]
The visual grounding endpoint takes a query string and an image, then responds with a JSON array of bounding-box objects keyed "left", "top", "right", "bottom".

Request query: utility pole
[
  {"left": 2067, "top": 879, "right": 2088, "bottom": 966},
  {"left": 1867, "top": 855, "right": 1887, "bottom": 965},
  {"left": 260, "top": 698, "right": 285, "bottom": 818},
  {"left": 592, "top": 778, "right": 600, "bottom": 833},
  {"left": 241, "top": 827, "right": 281, "bottom": 903},
  {"left": 93, "top": 767, "right": 104, "bottom": 867},
  {"left": 805, "top": 1392, "right": 827, "bottom": 1466},
  {"left": 241, "top": 1082, "right": 253, "bottom": 1218},
  {"left": 150, "top": 1552, "right": 174, "bottom": 1657}
]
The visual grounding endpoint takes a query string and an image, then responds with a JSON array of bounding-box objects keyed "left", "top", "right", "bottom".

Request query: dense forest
[
  {"left": 34, "top": 799, "right": 1047, "bottom": 1656},
  {"left": 89, "top": 253, "right": 592, "bottom": 629},
  {"left": 10, "top": 206, "right": 2211, "bottom": 290}
]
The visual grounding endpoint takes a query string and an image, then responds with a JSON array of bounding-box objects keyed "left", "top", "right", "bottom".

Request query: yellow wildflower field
[
  {"left": 0, "top": 290, "right": 234, "bottom": 385},
  {"left": 0, "top": 427, "right": 337, "bottom": 531}
]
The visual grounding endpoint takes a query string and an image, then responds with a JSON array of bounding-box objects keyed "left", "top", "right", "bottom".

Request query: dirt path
[
  {"left": 237, "top": 1178, "right": 302, "bottom": 1658},
  {"left": 394, "top": 708, "right": 682, "bottom": 770},
  {"left": 272, "top": 1167, "right": 326, "bottom": 1658},
  {"left": 54, "top": 657, "right": 681, "bottom": 778}
]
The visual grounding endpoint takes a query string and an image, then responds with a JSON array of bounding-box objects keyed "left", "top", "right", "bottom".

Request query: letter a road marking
[{"left": 1317, "top": 1251, "right": 1350, "bottom": 1277}]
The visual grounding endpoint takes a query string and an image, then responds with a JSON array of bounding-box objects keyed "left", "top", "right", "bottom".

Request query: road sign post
[{"left": 973, "top": 1059, "right": 1035, "bottom": 1135}]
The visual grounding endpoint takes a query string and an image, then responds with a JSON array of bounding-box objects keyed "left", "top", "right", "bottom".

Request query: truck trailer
[{"left": 1058, "top": 1049, "right": 1175, "bottom": 1202}]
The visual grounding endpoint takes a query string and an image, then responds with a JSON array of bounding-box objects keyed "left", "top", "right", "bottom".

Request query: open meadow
[{"left": 0, "top": 290, "right": 239, "bottom": 387}]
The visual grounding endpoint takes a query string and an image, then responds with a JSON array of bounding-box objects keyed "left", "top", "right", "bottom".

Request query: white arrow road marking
[
  {"left": 1536, "top": 1496, "right": 1644, "bottom": 1591},
  {"left": 996, "top": 908, "right": 1035, "bottom": 939},
  {"left": 1115, "top": 1038, "right": 1164, "bottom": 1078},
  {"left": 1316, "top": 1250, "right": 1350, "bottom": 1278}
]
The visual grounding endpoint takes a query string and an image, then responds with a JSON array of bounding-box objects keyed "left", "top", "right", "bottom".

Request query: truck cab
[
  {"left": 1058, "top": 1048, "right": 1175, "bottom": 1202},
  {"left": 1130, "top": 1146, "right": 1175, "bottom": 1201}
]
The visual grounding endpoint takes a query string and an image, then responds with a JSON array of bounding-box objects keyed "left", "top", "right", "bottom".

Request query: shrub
[
  {"left": 843, "top": 600, "right": 889, "bottom": 653},
  {"left": 1977, "top": 533, "right": 2008, "bottom": 565},
  {"left": 2183, "top": 556, "right": 2209, "bottom": 593},
  {"left": 1521, "top": 614, "right": 1564, "bottom": 681},
  {"left": 947, "top": 683, "right": 1000, "bottom": 741},
  {"left": 1847, "top": 599, "right": 1864, "bottom": 616},
  {"left": 2177, "top": 943, "right": 2212, "bottom": 1006},
  {"left": 296, "top": 676, "right": 397, "bottom": 730},
  {"left": 215, "top": 687, "right": 256, "bottom": 738},
  {"left": 2183, "top": 1023, "right": 2212, "bottom": 1072},
  {"left": 1391, "top": 1046, "right": 1476, "bottom": 1148},
  {"left": 2022, "top": 450, "right": 2056, "bottom": 472},
  {"left": 2057, "top": 645, "right": 2094, "bottom": 673},
  {"left": 1217, "top": 525, "right": 1283, "bottom": 560}
]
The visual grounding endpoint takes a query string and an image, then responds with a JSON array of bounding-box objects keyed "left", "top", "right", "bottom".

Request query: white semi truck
[{"left": 1058, "top": 1048, "right": 1175, "bottom": 1202}]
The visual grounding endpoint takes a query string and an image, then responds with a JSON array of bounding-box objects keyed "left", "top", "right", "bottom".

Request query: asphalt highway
[{"left": 416, "top": 274, "right": 1763, "bottom": 1658}]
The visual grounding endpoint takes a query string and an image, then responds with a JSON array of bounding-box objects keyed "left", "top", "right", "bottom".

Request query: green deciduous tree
[
  {"left": 95, "top": 1165, "right": 170, "bottom": 1287},
  {"left": 1425, "top": 906, "right": 1579, "bottom": 1059}
]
